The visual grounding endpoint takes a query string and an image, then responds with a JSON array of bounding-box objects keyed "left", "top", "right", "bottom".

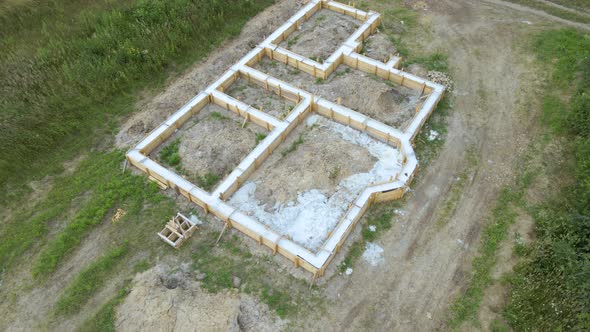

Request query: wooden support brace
[{"left": 215, "top": 222, "right": 229, "bottom": 245}]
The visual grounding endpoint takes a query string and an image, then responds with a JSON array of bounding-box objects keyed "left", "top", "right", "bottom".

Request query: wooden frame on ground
[{"left": 127, "top": 0, "right": 445, "bottom": 278}]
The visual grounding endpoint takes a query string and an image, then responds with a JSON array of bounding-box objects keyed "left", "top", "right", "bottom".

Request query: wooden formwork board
[
  {"left": 126, "top": 0, "right": 445, "bottom": 278},
  {"left": 322, "top": 1, "right": 370, "bottom": 21}
]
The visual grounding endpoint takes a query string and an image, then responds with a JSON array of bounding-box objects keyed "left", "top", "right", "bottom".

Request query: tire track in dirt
[{"left": 304, "top": 1, "right": 540, "bottom": 331}]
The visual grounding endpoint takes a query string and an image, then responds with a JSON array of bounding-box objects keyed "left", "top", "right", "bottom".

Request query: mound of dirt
[
  {"left": 116, "top": 264, "right": 284, "bottom": 332},
  {"left": 363, "top": 32, "right": 398, "bottom": 61}
]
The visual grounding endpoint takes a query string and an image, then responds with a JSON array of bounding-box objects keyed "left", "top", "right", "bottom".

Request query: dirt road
[{"left": 299, "top": 0, "right": 544, "bottom": 330}]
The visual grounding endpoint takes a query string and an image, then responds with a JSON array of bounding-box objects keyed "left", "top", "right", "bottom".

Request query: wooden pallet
[{"left": 158, "top": 213, "right": 198, "bottom": 248}]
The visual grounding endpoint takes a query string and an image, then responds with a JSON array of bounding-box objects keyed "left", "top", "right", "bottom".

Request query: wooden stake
[{"left": 215, "top": 222, "right": 229, "bottom": 245}]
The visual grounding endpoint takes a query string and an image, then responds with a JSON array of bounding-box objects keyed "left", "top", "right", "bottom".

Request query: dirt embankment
[{"left": 115, "top": 264, "right": 284, "bottom": 332}]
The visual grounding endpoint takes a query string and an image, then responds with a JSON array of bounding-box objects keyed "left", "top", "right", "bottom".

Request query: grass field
[
  {"left": 505, "top": 0, "right": 590, "bottom": 23},
  {"left": 0, "top": 0, "right": 275, "bottom": 205}
]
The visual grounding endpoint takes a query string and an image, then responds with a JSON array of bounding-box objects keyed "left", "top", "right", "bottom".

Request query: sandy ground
[
  {"left": 115, "top": 263, "right": 285, "bottom": 332},
  {"left": 0, "top": 0, "right": 575, "bottom": 330},
  {"left": 281, "top": 9, "right": 361, "bottom": 61}
]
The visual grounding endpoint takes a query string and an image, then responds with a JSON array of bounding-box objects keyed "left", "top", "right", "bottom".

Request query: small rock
[
  {"left": 368, "top": 225, "right": 377, "bottom": 232},
  {"left": 345, "top": 267, "right": 353, "bottom": 275},
  {"left": 232, "top": 276, "right": 242, "bottom": 288},
  {"left": 196, "top": 272, "right": 207, "bottom": 281}
]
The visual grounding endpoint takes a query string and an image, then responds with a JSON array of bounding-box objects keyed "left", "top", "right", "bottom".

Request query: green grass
[
  {"left": 502, "top": 29, "right": 590, "bottom": 331},
  {"left": 159, "top": 139, "right": 181, "bottom": 167},
  {"left": 449, "top": 177, "right": 530, "bottom": 327},
  {"left": 209, "top": 111, "right": 229, "bottom": 121},
  {"left": 404, "top": 52, "right": 449, "bottom": 72},
  {"left": 194, "top": 172, "right": 221, "bottom": 191},
  {"left": 132, "top": 259, "right": 151, "bottom": 274},
  {"left": 328, "top": 166, "right": 341, "bottom": 182},
  {"left": 0, "top": 0, "right": 276, "bottom": 205},
  {"left": 338, "top": 202, "right": 399, "bottom": 273},
  {"left": 287, "top": 35, "right": 300, "bottom": 49},
  {"left": 504, "top": 0, "right": 590, "bottom": 24},
  {"left": 548, "top": 0, "right": 590, "bottom": 12},
  {"left": 414, "top": 95, "right": 451, "bottom": 167},
  {"left": 56, "top": 242, "right": 129, "bottom": 316},
  {"left": 0, "top": 151, "right": 169, "bottom": 275},
  {"left": 255, "top": 132, "right": 267, "bottom": 144},
  {"left": 77, "top": 281, "right": 132, "bottom": 332},
  {"left": 192, "top": 233, "right": 321, "bottom": 318},
  {"left": 281, "top": 133, "right": 304, "bottom": 157},
  {"left": 29, "top": 151, "right": 168, "bottom": 278}
]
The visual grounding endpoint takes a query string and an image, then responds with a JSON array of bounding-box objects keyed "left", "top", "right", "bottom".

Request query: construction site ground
[{"left": 1, "top": 0, "right": 587, "bottom": 331}]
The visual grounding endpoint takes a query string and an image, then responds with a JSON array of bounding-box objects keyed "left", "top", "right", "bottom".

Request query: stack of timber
[{"left": 158, "top": 213, "right": 198, "bottom": 248}]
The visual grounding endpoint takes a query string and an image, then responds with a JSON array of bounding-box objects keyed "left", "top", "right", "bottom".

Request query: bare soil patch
[
  {"left": 363, "top": 33, "right": 399, "bottom": 61},
  {"left": 248, "top": 116, "right": 376, "bottom": 207},
  {"left": 115, "top": 264, "right": 284, "bottom": 332},
  {"left": 254, "top": 56, "right": 420, "bottom": 128},
  {"left": 151, "top": 104, "right": 268, "bottom": 189},
  {"left": 225, "top": 77, "right": 296, "bottom": 119},
  {"left": 280, "top": 9, "right": 361, "bottom": 61}
]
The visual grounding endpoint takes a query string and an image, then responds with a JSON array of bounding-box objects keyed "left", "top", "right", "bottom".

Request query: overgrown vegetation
[
  {"left": 192, "top": 233, "right": 322, "bottom": 318},
  {"left": 56, "top": 243, "right": 129, "bottom": 316},
  {"left": 159, "top": 139, "right": 181, "bottom": 167},
  {"left": 502, "top": 29, "right": 590, "bottom": 331},
  {"left": 0, "top": 0, "right": 276, "bottom": 205}
]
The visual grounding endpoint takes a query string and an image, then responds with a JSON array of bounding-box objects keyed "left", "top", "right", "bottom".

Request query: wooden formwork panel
[
  {"left": 127, "top": 155, "right": 147, "bottom": 173},
  {"left": 322, "top": 1, "right": 369, "bottom": 21},
  {"left": 216, "top": 71, "right": 240, "bottom": 92},
  {"left": 374, "top": 187, "right": 405, "bottom": 202},
  {"left": 140, "top": 125, "right": 176, "bottom": 154}
]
